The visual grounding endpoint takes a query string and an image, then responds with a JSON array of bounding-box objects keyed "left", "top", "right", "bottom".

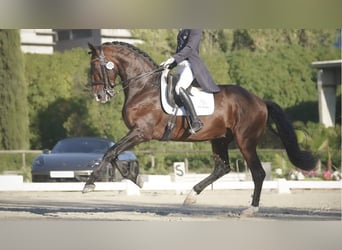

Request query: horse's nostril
[{"left": 97, "top": 95, "right": 102, "bottom": 99}]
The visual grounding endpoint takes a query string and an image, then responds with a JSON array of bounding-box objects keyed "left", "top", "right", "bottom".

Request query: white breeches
[{"left": 175, "top": 60, "right": 194, "bottom": 95}]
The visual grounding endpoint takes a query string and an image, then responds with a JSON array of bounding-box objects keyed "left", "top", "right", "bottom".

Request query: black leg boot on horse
[{"left": 178, "top": 87, "right": 203, "bottom": 134}]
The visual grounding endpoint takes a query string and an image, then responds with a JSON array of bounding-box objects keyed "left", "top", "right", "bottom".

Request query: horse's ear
[{"left": 88, "top": 42, "right": 97, "bottom": 55}]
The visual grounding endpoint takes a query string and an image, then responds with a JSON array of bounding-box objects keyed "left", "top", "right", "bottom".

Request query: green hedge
[
  {"left": 0, "top": 152, "right": 41, "bottom": 181},
  {"left": 0, "top": 146, "right": 339, "bottom": 182},
  {"left": 135, "top": 149, "right": 292, "bottom": 175}
]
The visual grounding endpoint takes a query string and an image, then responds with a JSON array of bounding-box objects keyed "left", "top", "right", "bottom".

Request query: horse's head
[{"left": 88, "top": 43, "right": 119, "bottom": 103}]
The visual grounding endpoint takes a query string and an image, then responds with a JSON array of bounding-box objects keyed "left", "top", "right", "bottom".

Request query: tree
[
  {"left": 0, "top": 30, "right": 29, "bottom": 149},
  {"left": 227, "top": 29, "right": 340, "bottom": 117},
  {"left": 25, "top": 48, "right": 91, "bottom": 148}
]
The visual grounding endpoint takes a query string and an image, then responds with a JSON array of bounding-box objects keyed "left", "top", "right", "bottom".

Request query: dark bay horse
[{"left": 84, "top": 41, "right": 316, "bottom": 216}]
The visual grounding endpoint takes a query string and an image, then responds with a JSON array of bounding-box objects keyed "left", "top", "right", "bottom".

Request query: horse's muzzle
[{"left": 94, "top": 89, "right": 113, "bottom": 103}]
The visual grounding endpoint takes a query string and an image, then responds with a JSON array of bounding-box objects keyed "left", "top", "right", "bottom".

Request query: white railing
[{"left": 0, "top": 150, "right": 41, "bottom": 170}]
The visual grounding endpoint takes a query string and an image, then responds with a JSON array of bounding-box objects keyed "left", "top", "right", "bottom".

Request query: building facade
[
  {"left": 311, "top": 60, "right": 341, "bottom": 127},
  {"left": 20, "top": 29, "right": 55, "bottom": 54},
  {"left": 20, "top": 29, "right": 142, "bottom": 54}
]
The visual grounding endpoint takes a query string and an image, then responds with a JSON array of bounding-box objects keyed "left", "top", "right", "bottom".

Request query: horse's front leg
[{"left": 82, "top": 127, "right": 147, "bottom": 193}]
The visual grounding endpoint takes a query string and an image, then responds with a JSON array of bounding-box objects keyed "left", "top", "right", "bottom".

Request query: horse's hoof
[
  {"left": 82, "top": 183, "right": 96, "bottom": 193},
  {"left": 240, "top": 206, "right": 259, "bottom": 217},
  {"left": 183, "top": 189, "right": 197, "bottom": 206},
  {"left": 135, "top": 175, "right": 144, "bottom": 188}
]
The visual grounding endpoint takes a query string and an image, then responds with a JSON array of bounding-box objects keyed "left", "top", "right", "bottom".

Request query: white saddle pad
[{"left": 160, "top": 69, "right": 215, "bottom": 116}]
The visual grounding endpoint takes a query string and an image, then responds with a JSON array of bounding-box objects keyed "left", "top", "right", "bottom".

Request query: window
[{"left": 56, "top": 30, "right": 92, "bottom": 41}]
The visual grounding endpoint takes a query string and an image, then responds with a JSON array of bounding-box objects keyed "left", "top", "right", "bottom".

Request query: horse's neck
[
  {"left": 114, "top": 45, "right": 159, "bottom": 102},
  {"left": 120, "top": 68, "right": 161, "bottom": 130}
]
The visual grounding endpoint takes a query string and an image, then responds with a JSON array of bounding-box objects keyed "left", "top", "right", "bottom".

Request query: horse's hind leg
[
  {"left": 184, "top": 138, "right": 231, "bottom": 205},
  {"left": 240, "top": 147, "right": 265, "bottom": 217}
]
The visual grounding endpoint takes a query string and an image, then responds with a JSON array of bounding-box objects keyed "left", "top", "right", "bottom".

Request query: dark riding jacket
[{"left": 172, "top": 29, "right": 220, "bottom": 93}]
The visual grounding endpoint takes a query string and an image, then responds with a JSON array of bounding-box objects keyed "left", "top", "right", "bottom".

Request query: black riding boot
[{"left": 178, "top": 87, "right": 203, "bottom": 134}]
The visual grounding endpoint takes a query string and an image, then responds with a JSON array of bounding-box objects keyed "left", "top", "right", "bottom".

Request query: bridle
[
  {"left": 90, "top": 47, "right": 118, "bottom": 98},
  {"left": 90, "top": 46, "right": 164, "bottom": 99}
]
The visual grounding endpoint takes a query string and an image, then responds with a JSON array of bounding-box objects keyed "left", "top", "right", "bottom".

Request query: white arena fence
[
  {"left": 0, "top": 174, "right": 340, "bottom": 195},
  {"left": 0, "top": 150, "right": 340, "bottom": 194}
]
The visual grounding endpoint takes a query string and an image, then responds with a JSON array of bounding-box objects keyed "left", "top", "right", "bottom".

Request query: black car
[{"left": 31, "top": 137, "right": 139, "bottom": 182}]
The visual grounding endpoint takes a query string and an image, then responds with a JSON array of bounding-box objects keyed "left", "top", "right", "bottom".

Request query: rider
[{"left": 160, "top": 29, "right": 220, "bottom": 134}]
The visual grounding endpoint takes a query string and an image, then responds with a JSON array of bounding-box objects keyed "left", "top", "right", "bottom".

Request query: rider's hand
[{"left": 160, "top": 57, "right": 177, "bottom": 69}]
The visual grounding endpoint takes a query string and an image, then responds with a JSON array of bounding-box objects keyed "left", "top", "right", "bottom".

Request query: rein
[
  {"left": 105, "top": 66, "right": 164, "bottom": 97},
  {"left": 120, "top": 67, "right": 163, "bottom": 88}
]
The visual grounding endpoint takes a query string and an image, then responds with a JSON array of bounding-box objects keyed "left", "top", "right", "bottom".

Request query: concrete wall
[{"left": 312, "top": 60, "right": 342, "bottom": 127}]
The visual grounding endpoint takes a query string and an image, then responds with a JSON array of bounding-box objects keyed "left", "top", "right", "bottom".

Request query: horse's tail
[{"left": 265, "top": 100, "right": 317, "bottom": 171}]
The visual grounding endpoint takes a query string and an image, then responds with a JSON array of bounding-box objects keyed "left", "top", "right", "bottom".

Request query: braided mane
[{"left": 103, "top": 41, "right": 159, "bottom": 68}]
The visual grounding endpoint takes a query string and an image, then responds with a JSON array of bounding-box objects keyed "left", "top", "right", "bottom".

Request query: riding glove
[{"left": 160, "top": 57, "right": 177, "bottom": 69}]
